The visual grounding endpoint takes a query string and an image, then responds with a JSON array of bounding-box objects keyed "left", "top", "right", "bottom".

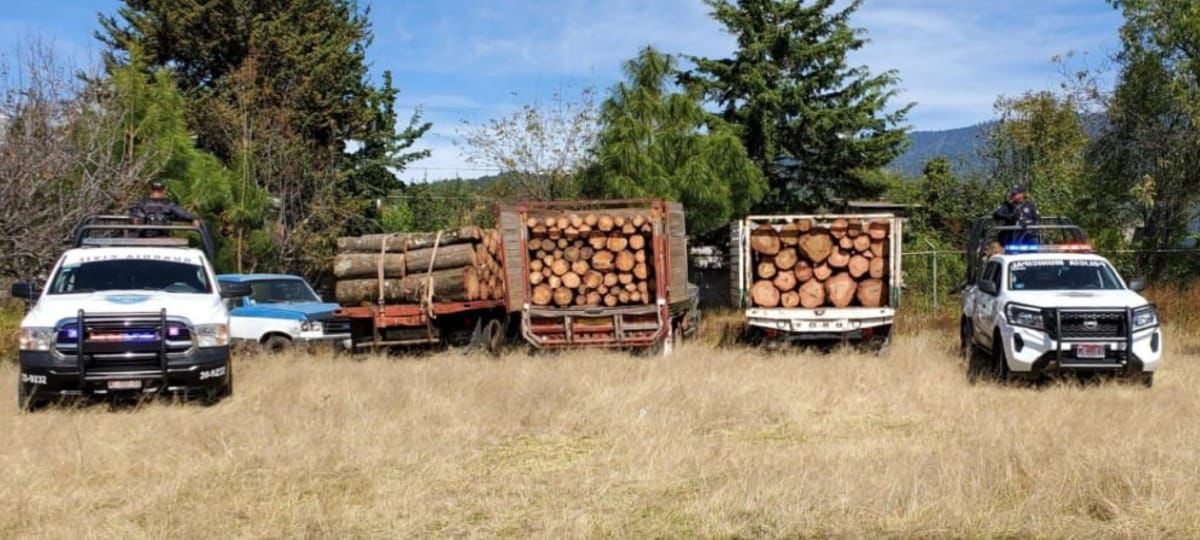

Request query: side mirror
[
  {"left": 11, "top": 282, "right": 40, "bottom": 300},
  {"left": 978, "top": 280, "right": 998, "bottom": 296},
  {"left": 1128, "top": 278, "right": 1146, "bottom": 293},
  {"left": 220, "top": 282, "right": 252, "bottom": 299}
]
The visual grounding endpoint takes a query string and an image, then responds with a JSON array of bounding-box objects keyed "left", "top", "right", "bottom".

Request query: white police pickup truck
[
  {"left": 10, "top": 216, "right": 247, "bottom": 410},
  {"left": 960, "top": 221, "right": 1161, "bottom": 385},
  {"left": 217, "top": 274, "right": 351, "bottom": 353}
]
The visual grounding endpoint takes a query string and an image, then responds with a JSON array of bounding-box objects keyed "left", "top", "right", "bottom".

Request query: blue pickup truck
[{"left": 216, "top": 274, "right": 351, "bottom": 353}]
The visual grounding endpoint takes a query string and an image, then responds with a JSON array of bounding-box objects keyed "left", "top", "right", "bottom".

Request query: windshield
[
  {"left": 246, "top": 279, "right": 320, "bottom": 304},
  {"left": 1008, "top": 259, "right": 1124, "bottom": 291},
  {"left": 50, "top": 259, "right": 211, "bottom": 294}
]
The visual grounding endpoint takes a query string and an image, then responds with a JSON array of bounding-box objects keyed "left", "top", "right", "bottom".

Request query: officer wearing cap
[
  {"left": 129, "top": 181, "right": 200, "bottom": 237},
  {"left": 993, "top": 184, "right": 1040, "bottom": 244}
]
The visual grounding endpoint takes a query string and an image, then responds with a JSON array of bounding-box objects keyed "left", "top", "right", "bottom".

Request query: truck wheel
[
  {"left": 262, "top": 335, "right": 292, "bottom": 354},
  {"left": 17, "top": 380, "right": 46, "bottom": 412},
  {"left": 960, "top": 317, "right": 972, "bottom": 356},
  {"left": 991, "top": 330, "right": 1012, "bottom": 383},
  {"left": 483, "top": 319, "right": 505, "bottom": 355}
]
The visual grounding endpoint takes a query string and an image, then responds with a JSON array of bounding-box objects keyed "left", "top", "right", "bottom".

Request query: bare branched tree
[
  {"left": 0, "top": 38, "right": 155, "bottom": 280},
  {"left": 458, "top": 87, "right": 598, "bottom": 200}
]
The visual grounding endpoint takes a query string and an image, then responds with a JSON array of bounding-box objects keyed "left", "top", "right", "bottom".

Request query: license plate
[
  {"left": 1075, "top": 344, "right": 1106, "bottom": 359},
  {"left": 107, "top": 380, "right": 143, "bottom": 390}
]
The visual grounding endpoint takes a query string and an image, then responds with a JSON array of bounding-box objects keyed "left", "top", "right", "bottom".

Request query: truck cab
[
  {"left": 218, "top": 274, "right": 351, "bottom": 352},
  {"left": 960, "top": 220, "right": 1161, "bottom": 385},
  {"left": 10, "top": 216, "right": 245, "bottom": 409}
]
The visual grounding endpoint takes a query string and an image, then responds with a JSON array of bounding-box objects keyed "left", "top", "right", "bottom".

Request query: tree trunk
[
  {"left": 332, "top": 243, "right": 478, "bottom": 279},
  {"left": 336, "top": 226, "right": 481, "bottom": 253},
  {"left": 335, "top": 268, "right": 476, "bottom": 304}
]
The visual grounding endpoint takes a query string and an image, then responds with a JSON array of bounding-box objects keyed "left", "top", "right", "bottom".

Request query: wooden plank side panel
[
  {"left": 729, "top": 219, "right": 744, "bottom": 307},
  {"left": 498, "top": 205, "right": 527, "bottom": 312},
  {"left": 666, "top": 202, "right": 689, "bottom": 305}
]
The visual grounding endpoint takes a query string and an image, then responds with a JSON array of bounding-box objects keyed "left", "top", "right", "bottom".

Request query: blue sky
[{"left": 1, "top": 0, "right": 1124, "bottom": 181}]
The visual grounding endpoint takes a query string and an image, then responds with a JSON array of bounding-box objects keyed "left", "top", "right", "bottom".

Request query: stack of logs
[
  {"left": 525, "top": 212, "right": 656, "bottom": 308},
  {"left": 749, "top": 218, "right": 891, "bottom": 309},
  {"left": 333, "top": 227, "right": 505, "bottom": 305}
]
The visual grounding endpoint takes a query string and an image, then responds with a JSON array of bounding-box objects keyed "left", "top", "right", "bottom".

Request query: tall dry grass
[{"left": 1, "top": 323, "right": 1198, "bottom": 538}]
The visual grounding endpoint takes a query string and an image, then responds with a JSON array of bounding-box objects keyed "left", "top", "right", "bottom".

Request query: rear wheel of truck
[
  {"left": 962, "top": 319, "right": 988, "bottom": 384},
  {"left": 262, "top": 335, "right": 292, "bottom": 354},
  {"left": 991, "top": 329, "right": 1012, "bottom": 383},
  {"left": 483, "top": 318, "right": 505, "bottom": 355}
]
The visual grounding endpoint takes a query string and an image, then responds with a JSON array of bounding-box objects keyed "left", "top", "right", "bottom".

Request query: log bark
[
  {"left": 750, "top": 224, "right": 781, "bottom": 255},
  {"left": 824, "top": 273, "right": 858, "bottom": 308},
  {"left": 332, "top": 242, "right": 479, "bottom": 279},
  {"left": 335, "top": 268, "right": 475, "bottom": 304},
  {"left": 336, "top": 227, "right": 481, "bottom": 253},
  {"left": 799, "top": 232, "right": 833, "bottom": 263},
  {"left": 751, "top": 280, "right": 780, "bottom": 308},
  {"left": 857, "top": 279, "right": 885, "bottom": 307}
]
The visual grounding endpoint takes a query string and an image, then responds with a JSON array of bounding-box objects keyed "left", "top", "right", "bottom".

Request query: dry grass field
[{"left": 0, "top": 316, "right": 1198, "bottom": 538}]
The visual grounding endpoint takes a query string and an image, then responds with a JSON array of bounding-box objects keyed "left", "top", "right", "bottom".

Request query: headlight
[
  {"left": 300, "top": 320, "right": 323, "bottom": 333},
  {"left": 1133, "top": 306, "right": 1158, "bottom": 330},
  {"left": 194, "top": 323, "right": 230, "bottom": 348},
  {"left": 1006, "top": 304, "right": 1045, "bottom": 330},
  {"left": 18, "top": 327, "right": 55, "bottom": 351}
]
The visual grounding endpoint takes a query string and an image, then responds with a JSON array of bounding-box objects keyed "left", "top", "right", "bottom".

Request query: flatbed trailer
[
  {"left": 498, "top": 199, "right": 698, "bottom": 352},
  {"left": 337, "top": 300, "right": 509, "bottom": 353}
]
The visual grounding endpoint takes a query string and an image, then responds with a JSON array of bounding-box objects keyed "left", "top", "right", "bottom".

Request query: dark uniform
[
  {"left": 993, "top": 186, "right": 1041, "bottom": 245},
  {"left": 129, "top": 193, "right": 198, "bottom": 237}
]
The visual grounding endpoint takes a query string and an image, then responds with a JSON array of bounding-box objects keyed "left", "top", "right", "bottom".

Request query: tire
[
  {"left": 960, "top": 317, "right": 972, "bottom": 356},
  {"left": 963, "top": 319, "right": 987, "bottom": 384},
  {"left": 991, "top": 329, "right": 1012, "bottom": 383},
  {"left": 262, "top": 335, "right": 292, "bottom": 354},
  {"left": 17, "top": 378, "right": 46, "bottom": 412},
  {"left": 483, "top": 319, "right": 505, "bottom": 355}
]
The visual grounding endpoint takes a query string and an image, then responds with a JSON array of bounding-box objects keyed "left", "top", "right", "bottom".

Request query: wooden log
[
  {"left": 634, "top": 250, "right": 646, "bottom": 263},
  {"left": 621, "top": 223, "right": 637, "bottom": 235},
  {"left": 598, "top": 215, "right": 615, "bottom": 232},
  {"left": 604, "top": 294, "right": 619, "bottom": 307},
  {"left": 824, "top": 273, "right": 858, "bottom": 308},
  {"left": 529, "top": 271, "right": 544, "bottom": 285},
  {"left": 614, "top": 215, "right": 626, "bottom": 228},
  {"left": 556, "top": 238, "right": 569, "bottom": 249},
  {"left": 603, "top": 272, "right": 619, "bottom": 287},
  {"left": 618, "top": 273, "right": 634, "bottom": 285},
  {"left": 551, "top": 259, "right": 570, "bottom": 276},
  {"left": 830, "top": 219, "right": 849, "bottom": 239},
  {"left": 870, "top": 257, "right": 887, "bottom": 279},
  {"left": 795, "top": 219, "right": 812, "bottom": 232},
  {"left": 629, "top": 234, "right": 646, "bottom": 250},
  {"left": 553, "top": 287, "right": 574, "bottom": 307},
  {"left": 574, "top": 293, "right": 588, "bottom": 306},
  {"left": 532, "top": 284, "right": 553, "bottom": 306},
  {"left": 538, "top": 238, "right": 554, "bottom": 252},
  {"left": 562, "top": 272, "right": 582, "bottom": 289},
  {"left": 813, "top": 262, "right": 833, "bottom": 281},
  {"left": 828, "top": 247, "right": 850, "bottom": 269},
  {"left": 588, "top": 233, "right": 607, "bottom": 250},
  {"left": 592, "top": 251, "right": 615, "bottom": 271},
  {"left": 332, "top": 242, "right": 478, "bottom": 279},
  {"left": 580, "top": 247, "right": 595, "bottom": 261},
  {"left": 526, "top": 217, "right": 540, "bottom": 229},
  {"left": 586, "top": 291, "right": 602, "bottom": 306},
  {"left": 780, "top": 222, "right": 802, "bottom": 246},
  {"left": 839, "top": 236, "right": 854, "bottom": 250},
  {"left": 618, "top": 290, "right": 631, "bottom": 304},
  {"left": 335, "top": 268, "right": 475, "bottom": 304},
  {"left": 799, "top": 232, "right": 833, "bottom": 263},
  {"left": 531, "top": 224, "right": 547, "bottom": 237},
  {"left": 584, "top": 213, "right": 598, "bottom": 227},
  {"left": 571, "top": 260, "right": 590, "bottom": 276},
  {"left": 584, "top": 271, "right": 604, "bottom": 289},
  {"left": 857, "top": 279, "right": 885, "bottom": 307},
  {"left": 630, "top": 291, "right": 642, "bottom": 303},
  {"left": 848, "top": 255, "right": 870, "bottom": 278},
  {"left": 870, "top": 239, "right": 886, "bottom": 258},
  {"left": 774, "top": 248, "right": 798, "bottom": 270},
  {"left": 336, "top": 226, "right": 481, "bottom": 253},
  {"left": 757, "top": 260, "right": 777, "bottom": 279},
  {"left": 798, "top": 279, "right": 825, "bottom": 308},
  {"left": 547, "top": 275, "right": 562, "bottom": 289},
  {"left": 615, "top": 250, "right": 635, "bottom": 272},
  {"left": 751, "top": 280, "right": 781, "bottom": 308},
  {"left": 607, "top": 234, "right": 628, "bottom": 252},
  {"left": 564, "top": 246, "right": 581, "bottom": 262},
  {"left": 751, "top": 224, "right": 781, "bottom": 255},
  {"left": 568, "top": 214, "right": 584, "bottom": 228},
  {"left": 633, "top": 262, "right": 649, "bottom": 280},
  {"left": 868, "top": 220, "right": 890, "bottom": 240},
  {"left": 773, "top": 269, "right": 797, "bottom": 292},
  {"left": 632, "top": 214, "right": 646, "bottom": 228},
  {"left": 794, "top": 260, "right": 813, "bottom": 282},
  {"left": 853, "top": 235, "right": 871, "bottom": 253},
  {"left": 781, "top": 290, "right": 801, "bottom": 308}
]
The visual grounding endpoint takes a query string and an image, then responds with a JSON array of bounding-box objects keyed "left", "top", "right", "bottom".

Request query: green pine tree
[
  {"left": 584, "top": 47, "right": 766, "bottom": 237},
  {"left": 686, "top": 0, "right": 912, "bottom": 211}
]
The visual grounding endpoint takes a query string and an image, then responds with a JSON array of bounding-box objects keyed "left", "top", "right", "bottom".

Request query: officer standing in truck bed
[
  {"left": 129, "top": 181, "right": 201, "bottom": 236},
  {"left": 993, "top": 184, "right": 1040, "bottom": 245}
]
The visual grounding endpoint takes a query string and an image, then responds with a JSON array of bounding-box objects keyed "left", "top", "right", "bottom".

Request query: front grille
[
  {"left": 1046, "top": 310, "right": 1126, "bottom": 340},
  {"left": 54, "top": 311, "right": 193, "bottom": 371},
  {"left": 323, "top": 317, "right": 351, "bottom": 335}
]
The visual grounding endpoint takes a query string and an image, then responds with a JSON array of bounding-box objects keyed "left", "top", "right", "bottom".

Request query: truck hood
[
  {"left": 233, "top": 302, "right": 341, "bottom": 321},
  {"left": 1005, "top": 289, "right": 1151, "bottom": 310},
  {"left": 22, "top": 291, "right": 228, "bottom": 328}
]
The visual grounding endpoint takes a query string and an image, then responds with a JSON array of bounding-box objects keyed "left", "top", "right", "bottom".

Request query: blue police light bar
[{"left": 1004, "top": 242, "right": 1093, "bottom": 254}]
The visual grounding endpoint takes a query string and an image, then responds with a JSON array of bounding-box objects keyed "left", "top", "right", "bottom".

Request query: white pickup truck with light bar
[
  {"left": 9, "top": 216, "right": 248, "bottom": 410},
  {"left": 959, "top": 219, "right": 1161, "bottom": 385}
]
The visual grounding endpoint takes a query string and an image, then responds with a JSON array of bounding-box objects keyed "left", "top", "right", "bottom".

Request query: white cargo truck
[{"left": 732, "top": 214, "right": 902, "bottom": 345}]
